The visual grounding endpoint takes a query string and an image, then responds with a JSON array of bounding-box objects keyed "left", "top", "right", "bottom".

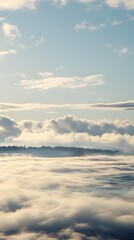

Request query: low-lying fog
[{"left": 0, "top": 154, "right": 134, "bottom": 240}]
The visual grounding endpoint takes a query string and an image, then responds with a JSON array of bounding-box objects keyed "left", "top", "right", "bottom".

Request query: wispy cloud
[
  {"left": 30, "top": 35, "right": 44, "bottom": 46},
  {"left": 111, "top": 19, "right": 123, "bottom": 26},
  {"left": 55, "top": 65, "right": 67, "bottom": 72},
  {"left": 119, "top": 47, "right": 134, "bottom": 55},
  {"left": 0, "top": 100, "right": 133, "bottom": 112},
  {"left": 35, "top": 37, "right": 44, "bottom": 46},
  {"left": 127, "top": 14, "right": 134, "bottom": 21},
  {"left": 75, "top": 18, "right": 124, "bottom": 33},
  {"left": 91, "top": 100, "right": 134, "bottom": 110},
  {"left": 16, "top": 72, "right": 27, "bottom": 79},
  {"left": 20, "top": 73, "right": 104, "bottom": 90},
  {"left": 108, "top": 44, "right": 134, "bottom": 55},
  {"left": 2, "top": 22, "right": 21, "bottom": 43},
  {"left": 0, "top": 49, "right": 17, "bottom": 59},
  {"left": 75, "top": 21, "right": 106, "bottom": 32},
  {"left": 52, "top": 0, "right": 68, "bottom": 7}
]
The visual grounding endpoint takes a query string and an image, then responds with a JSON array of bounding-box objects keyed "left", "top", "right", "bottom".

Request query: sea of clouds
[{"left": 0, "top": 153, "right": 134, "bottom": 239}]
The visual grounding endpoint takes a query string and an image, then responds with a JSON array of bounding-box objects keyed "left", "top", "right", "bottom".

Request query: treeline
[{"left": 0, "top": 146, "right": 119, "bottom": 157}]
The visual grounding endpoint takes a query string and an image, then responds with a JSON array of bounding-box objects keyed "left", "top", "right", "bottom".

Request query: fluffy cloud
[
  {"left": 0, "top": 116, "right": 21, "bottom": 141},
  {"left": 0, "top": 153, "right": 134, "bottom": 239},
  {"left": 20, "top": 73, "right": 104, "bottom": 90},
  {"left": 2, "top": 22, "right": 21, "bottom": 42},
  {"left": 20, "top": 116, "right": 134, "bottom": 152},
  {"left": 0, "top": 115, "right": 133, "bottom": 152},
  {"left": 49, "top": 116, "right": 134, "bottom": 136}
]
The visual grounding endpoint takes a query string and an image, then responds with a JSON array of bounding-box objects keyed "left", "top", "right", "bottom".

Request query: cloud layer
[
  {"left": 0, "top": 115, "right": 133, "bottom": 153},
  {"left": 0, "top": 100, "right": 134, "bottom": 112},
  {"left": 0, "top": 153, "right": 134, "bottom": 239}
]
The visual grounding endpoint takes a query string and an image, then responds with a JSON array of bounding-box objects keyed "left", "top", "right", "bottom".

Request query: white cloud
[
  {"left": 2, "top": 22, "right": 21, "bottom": 42},
  {"left": 18, "top": 44, "right": 27, "bottom": 49},
  {"left": 107, "top": 44, "right": 134, "bottom": 55},
  {"left": 75, "top": 18, "right": 124, "bottom": 33},
  {"left": 0, "top": 0, "right": 39, "bottom": 11},
  {"left": 52, "top": 0, "right": 68, "bottom": 7},
  {"left": 0, "top": 116, "right": 21, "bottom": 141},
  {"left": 20, "top": 73, "right": 104, "bottom": 90},
  {"left": 15, "top": 118, "right": 134, "bottom": 152},
  {"left": 105, "top": 0, "right": 134, "bottom": 10},
  {"left": 0, "top": 49, "right": 17, "bottom": 59},
  {"left": 75, "top": 21, "right": 106, "bottom": 32},
  {"left": 38, "top": 72, "right": 54, "bottom": 77},
  {"left": 119, "top": 47, "right": 134, "bottom": 55},
  {"left": 16, "top": 72, "right": 27, "bottom": 79},
  {"left": 55, "top": 65, "right": 67, "bottom": 72},
  {"left": 0, "top": 0, "right": 134, "bottom": 11},
  {"left": 120, "top": 47, "right": 129, "bottom": 54},
  {"left": 0, "top": 0, "right": 72, "bottom": 10},
  {"left": 35, "top": 37, "right": 44, "bottom": 46},
  {"left": 0, "top": 115, "right": 133, "bottom": 152},
  {"left": 0, "top": 100, "right": 134, "bottom": 113},
  {"left": 111, "top": 19, "right": 123, "bottom": 25}
]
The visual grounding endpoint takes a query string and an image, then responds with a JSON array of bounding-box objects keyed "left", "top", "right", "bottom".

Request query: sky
[{"left": 0, "top": 0, "right": 134, "bottom": 149}]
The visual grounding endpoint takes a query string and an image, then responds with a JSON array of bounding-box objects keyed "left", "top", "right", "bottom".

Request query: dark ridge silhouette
[{"left": 0, "top": 146, "right": 119, "bottom": 157}]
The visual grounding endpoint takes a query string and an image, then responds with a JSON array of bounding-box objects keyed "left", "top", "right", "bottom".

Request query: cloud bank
[
  {"left": 0, "top": 115, "right": 133, "bottom": 153},
  {"left": 0, "top": 153, "right": 134, "bottom": 239}
]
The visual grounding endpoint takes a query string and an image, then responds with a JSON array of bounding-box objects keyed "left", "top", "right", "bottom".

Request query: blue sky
[{"left": 0, "top": 0, "right": 134, "bottom": 148}]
